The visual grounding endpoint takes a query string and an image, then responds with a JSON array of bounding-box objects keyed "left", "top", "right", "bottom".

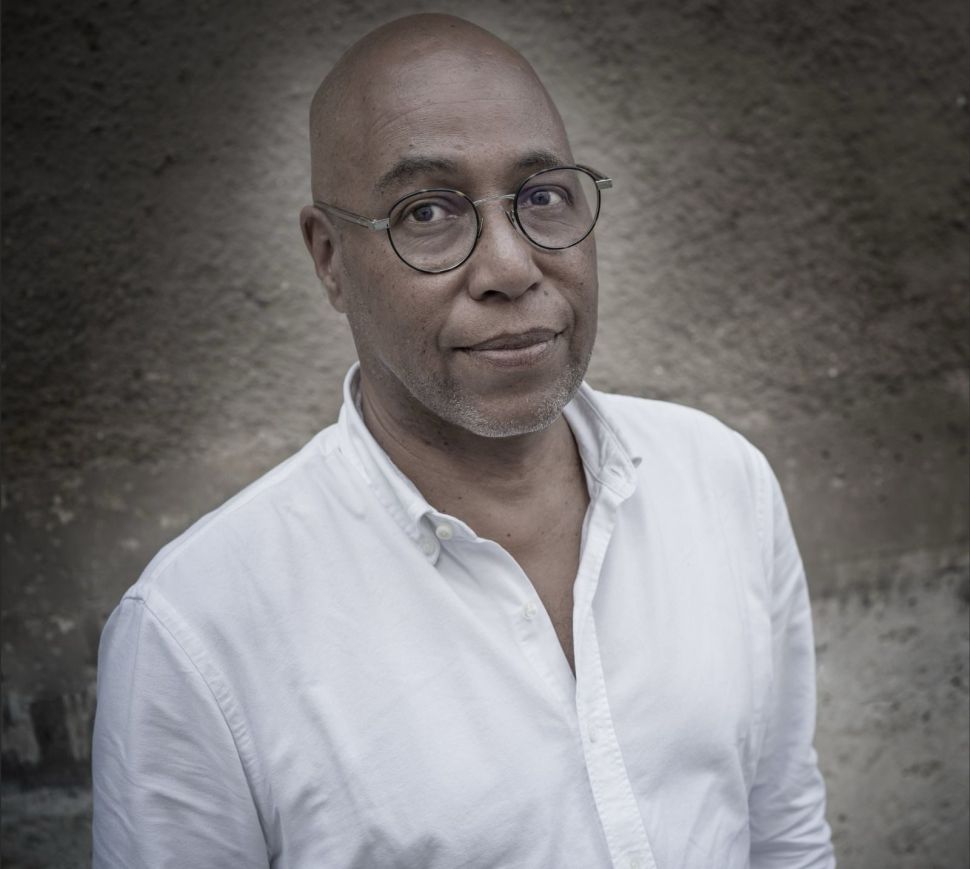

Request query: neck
[{"left": 358, "top": 373, "right": 583, "bottom": 519}]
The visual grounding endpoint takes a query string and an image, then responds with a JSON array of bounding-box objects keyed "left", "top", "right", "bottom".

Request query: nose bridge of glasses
[
  {"left": 472, "top": 190, "right": 517, "bottom": 210},
  {"left": 471, "top": 192, "right": 522, "bottom": 239}
]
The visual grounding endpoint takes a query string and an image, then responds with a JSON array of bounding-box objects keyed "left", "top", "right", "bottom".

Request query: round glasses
[{"left": 313, "top": 165, "right": 613, "bottom": 274}]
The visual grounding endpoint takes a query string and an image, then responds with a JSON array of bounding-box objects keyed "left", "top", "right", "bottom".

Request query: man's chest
[
  {"left": 215, "top": 494, "right": 767, "bottom": 868},
  {"left": 505, "top": 518, "right": 585, "bottom": 673}
]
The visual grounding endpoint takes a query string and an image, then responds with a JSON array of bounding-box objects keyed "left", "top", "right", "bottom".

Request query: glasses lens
[
  {"left": 515, "top": 168, "right": 600, "bottom": 250},
  {"left": 387, "top": 190, "right": 478, "bottom": 273}
]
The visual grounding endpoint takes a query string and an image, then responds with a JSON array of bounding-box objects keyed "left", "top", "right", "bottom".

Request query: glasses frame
[{"left": 312, "top": 164, "right": 613, "bottom": 274}]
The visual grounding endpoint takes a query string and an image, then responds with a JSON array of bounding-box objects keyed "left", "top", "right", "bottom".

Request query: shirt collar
[{"left": 336, "top": 362, "right": 641, "bottom": 561}]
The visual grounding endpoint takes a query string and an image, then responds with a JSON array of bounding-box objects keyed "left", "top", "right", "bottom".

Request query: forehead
[{"left": 348, "top": 48, "right": 572, "bottom": 200}]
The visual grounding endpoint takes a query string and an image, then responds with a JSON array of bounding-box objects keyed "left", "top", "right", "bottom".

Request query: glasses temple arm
[{"left": 313, "top": 201, "right": 390, "bottom": 231}]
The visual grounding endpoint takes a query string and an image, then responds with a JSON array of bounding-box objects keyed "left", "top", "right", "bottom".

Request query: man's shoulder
[
  {"left": 122, "top": 422, "right": 351, "bottom": 608},
  {"left": 586, "top": 386, "right": 771, "bottom": 493}
]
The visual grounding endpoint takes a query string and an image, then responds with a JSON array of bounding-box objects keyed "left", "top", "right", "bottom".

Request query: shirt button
[
  {"left": 419, "top": 538, "right": 436, "bottom": 556},
  {"left": 434, "top": 523, "right": 454, "bottom": 541},
  {"left": 523, "top": 602, "right": 538, "bottom": 620},
  {"left": 628, "top": 859, "right": 641, "bottom": 869},
  {"left": 588, "top": 723, "right": 599, "bottom": 743}
]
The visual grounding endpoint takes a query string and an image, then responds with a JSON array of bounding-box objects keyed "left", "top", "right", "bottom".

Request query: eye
[
  {"left": 520, "top": 186, "right": 567, "bottom": 208},
  {"left": 402, "top": 199, "right": 453, "bottom": 224},
  {"left": 389, "top": 191, "right": 470, "bottom": 237}
]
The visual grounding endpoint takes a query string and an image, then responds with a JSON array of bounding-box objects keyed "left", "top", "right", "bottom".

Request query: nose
[{"left": 464, "top": 200, "right": 543, "bottom": 302}]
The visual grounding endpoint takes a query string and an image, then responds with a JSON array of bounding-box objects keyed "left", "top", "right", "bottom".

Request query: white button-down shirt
[{"left": 93, "top": 365, "right": 835, "bottom": 868}]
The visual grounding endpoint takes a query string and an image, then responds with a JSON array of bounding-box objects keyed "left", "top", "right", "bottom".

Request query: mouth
[{"left": 458, "top": 328, "right": 562, "bottom": 368}]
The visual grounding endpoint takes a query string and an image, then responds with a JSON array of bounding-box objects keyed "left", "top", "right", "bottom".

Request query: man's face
[{"left": 324, "top": 47, "right": 598, "bottom": 439}]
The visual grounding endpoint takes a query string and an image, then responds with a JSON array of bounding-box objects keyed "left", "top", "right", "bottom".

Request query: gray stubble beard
[{"left": 403, "top": 346, "right": 594, "bottom": 439}]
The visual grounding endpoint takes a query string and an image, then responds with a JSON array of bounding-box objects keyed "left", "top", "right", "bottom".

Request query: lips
[
  {"left": 461, "top": 328, "right": 559, "bottom": 351},
  {"left": 456, "top": 328, "right": 562, "bottom": 370}
]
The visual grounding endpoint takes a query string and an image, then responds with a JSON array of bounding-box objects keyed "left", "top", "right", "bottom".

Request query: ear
[{"left": 300, "top": 205, "right": 347, "bottom": 313}]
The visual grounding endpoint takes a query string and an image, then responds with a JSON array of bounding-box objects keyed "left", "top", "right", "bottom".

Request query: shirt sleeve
[
  {"left": 92, "top": 596, "right": 270, "bottom": 869},
  {"left": 748, "top": 461, "right": 836, "bottom": 868}
]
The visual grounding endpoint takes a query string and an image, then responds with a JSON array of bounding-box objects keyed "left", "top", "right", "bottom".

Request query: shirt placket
[
  {"left": 511, "top": 560, "right": 581, "bottom": 718},
  {"left": 573, "top": 477, "right": 657, "bottom": 869}
]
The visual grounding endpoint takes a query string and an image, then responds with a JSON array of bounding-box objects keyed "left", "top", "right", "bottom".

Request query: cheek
[
  {"left": 581, "top": 249, "right": 600, "bottom": 314},
  {"left": 561, "top": 248, "right": 599, "bottom": 318},
  {"left": 340, "top": 250, "right": 449, "bottom": 361},
  {"left": 340, "top": 238, "right": 399, "bottom": 321}
]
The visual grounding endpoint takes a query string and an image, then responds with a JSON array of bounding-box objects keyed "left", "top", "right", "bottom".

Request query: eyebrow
[
  {"left": 374, "top": 149, "right": 569, "bottom": 197},
  {"left": 375, "top": 157, "right": 459, "bottom": 197},
  {"left": 515, "top": 149, "right": 568, "bottom": 173}
]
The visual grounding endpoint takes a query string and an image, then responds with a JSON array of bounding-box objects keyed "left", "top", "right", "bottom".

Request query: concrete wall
[{"left": 2, "top": 0, "right": 967, "bottom": 865}]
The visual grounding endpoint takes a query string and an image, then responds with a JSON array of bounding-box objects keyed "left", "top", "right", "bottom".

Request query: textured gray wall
[{"left": 2, "top": 0, "right": 968, "bottom": 866}]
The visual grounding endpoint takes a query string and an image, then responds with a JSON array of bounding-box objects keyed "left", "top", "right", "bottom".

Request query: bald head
[{"left": 308, "top": 14, "right": 568, "bottom": 203}]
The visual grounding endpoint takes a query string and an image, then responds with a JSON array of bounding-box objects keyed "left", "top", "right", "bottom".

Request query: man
[{"left": 92, "top": 13, "right": 835, "bottom": 869}]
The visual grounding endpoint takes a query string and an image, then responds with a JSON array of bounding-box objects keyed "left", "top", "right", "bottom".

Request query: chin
[
  {"left": 436, "top": 367, "right": 588, "bottom": 439},
  {"left": 455, "top": 406, "right": 561, "bottom": 439}
]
